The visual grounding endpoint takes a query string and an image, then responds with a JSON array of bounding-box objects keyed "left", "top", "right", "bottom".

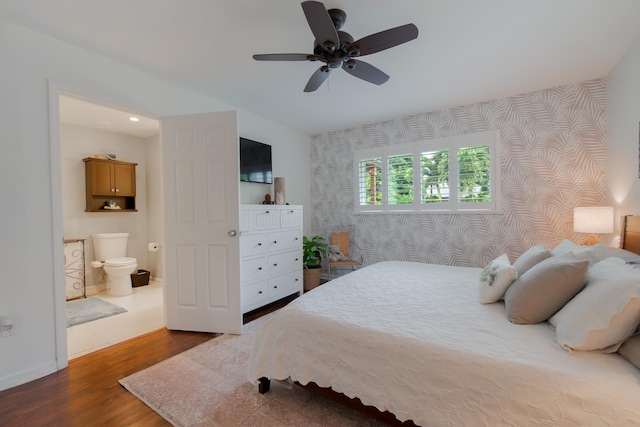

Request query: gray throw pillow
[
  {"left": 618, "top": 334, "right": 640, "bottom": 369},
  {"left": 504, "top": 255, "right": 589, "bottom": 324}
]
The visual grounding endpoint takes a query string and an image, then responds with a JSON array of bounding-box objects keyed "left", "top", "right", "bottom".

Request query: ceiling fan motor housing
[{"left": 313, "top": 30, "right": 357, "bottom": 68}]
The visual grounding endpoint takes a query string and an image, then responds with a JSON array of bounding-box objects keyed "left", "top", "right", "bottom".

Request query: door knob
[{"left": 228, "top": 230, "right": 237, "bottom": 237}]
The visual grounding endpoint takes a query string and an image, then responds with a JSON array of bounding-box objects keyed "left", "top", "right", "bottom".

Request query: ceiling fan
[{"left": 252, "top": 1, "right": 418, "bottom": 92}]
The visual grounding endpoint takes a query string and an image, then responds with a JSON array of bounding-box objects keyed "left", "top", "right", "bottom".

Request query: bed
[{"left": 247, "top": 217, "right": 640, "bottom": 426}]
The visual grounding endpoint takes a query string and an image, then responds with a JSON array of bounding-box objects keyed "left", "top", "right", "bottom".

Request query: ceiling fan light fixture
[
  {"left": 344, "top": 59, "right": 356, "bottom": 70},
  {"left": 322, "top": 41, "right": 336, "bottom": 52}
]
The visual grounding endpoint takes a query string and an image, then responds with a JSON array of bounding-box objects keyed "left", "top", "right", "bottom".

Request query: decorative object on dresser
[
  {"left": 83, "top": 157, "right": 137, "bottom": 212},
  {"left": 239, "top": 205, "right": 303, "bottom": 313},
  {"left": 274, "top": 177, "right": 286, "bottom": 205},
  {"left": 573, "top": 206, "right": 613, "bottom": 245},
  {"left": 302, "top": 235, "right": 328, "bottom": 291}
]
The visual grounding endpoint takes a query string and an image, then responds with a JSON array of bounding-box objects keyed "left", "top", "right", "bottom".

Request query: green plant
[{"left": 302, "top": 235, "right": 328, "bottom": 269}]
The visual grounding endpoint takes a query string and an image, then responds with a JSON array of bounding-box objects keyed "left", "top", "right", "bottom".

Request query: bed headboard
[{"left": 621, "top": 215, "right": 640, "bottom": 255}]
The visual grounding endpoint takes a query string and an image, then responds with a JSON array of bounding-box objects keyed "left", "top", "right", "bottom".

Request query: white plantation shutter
[
  {"left": 357, "top": 156, "right": 382, "bottom": 207},
  {"left": 388, "top": 153, "right": 413, "bottom": 205},
  {"left": 458, "top": 144, "right": 490, "bottom": 201},
  {"left": 354, "top": 131, "right": 499, "bottom": 213},
  {"left": 421, "top": 148, "right": 450, "bottom": 205}
]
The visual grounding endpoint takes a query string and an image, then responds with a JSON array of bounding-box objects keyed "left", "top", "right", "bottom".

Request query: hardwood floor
[
  {"left": 0, "top": 328, "right": 214, "bottom": 426},
  {"left": 0, "top": 295, "right": 297, "bottom": 427}
]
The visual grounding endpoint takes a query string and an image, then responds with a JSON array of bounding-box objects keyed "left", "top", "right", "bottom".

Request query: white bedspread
[{"left": 247, "top": 261, "right": 640, "bottom": 426}]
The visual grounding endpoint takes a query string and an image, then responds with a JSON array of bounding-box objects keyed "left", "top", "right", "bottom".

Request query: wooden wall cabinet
[{"left": 83, "top": 157, "right": 137, "bottom": 212}]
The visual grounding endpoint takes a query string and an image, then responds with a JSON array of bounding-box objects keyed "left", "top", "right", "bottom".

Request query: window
[{"left": 355, "top": 131, "right": 500, "bottom": 213}]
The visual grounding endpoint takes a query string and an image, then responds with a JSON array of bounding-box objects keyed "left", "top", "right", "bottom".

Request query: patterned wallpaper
[{"left": 310, "top": 79, "right": 606, "bottom": 270}]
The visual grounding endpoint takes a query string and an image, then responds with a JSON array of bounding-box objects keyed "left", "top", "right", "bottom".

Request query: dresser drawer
[
  {"left": 280, "top": 207, "right": 303, "bottom": 229},
  {"left": 240, "top": 256, "right": 267, "bottom": 284},
  {"left": 268, "top": 270, "right": 302, "bottom": 299},
  {"left": 239, "top": 209, "right": 252, "bottom": 234},
  {"left": 242, "top": 281, "right": 268, "bottom": 309},
  {"left": 267, "top": 229, "right": 301, "bottom": 253},
  {"left": 252, "top": 208, "right": 279, "bottom": 230},
  {"left": 240, "top": 234, "right": 267, "bottom": 258},
  {"left": 268, "top": 250, "right": 301, "bottom": 276}
]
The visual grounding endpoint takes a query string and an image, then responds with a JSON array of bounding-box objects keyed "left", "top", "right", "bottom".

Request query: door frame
[{"left": 48, "top": 80, "right": 164, "bottom": 369}]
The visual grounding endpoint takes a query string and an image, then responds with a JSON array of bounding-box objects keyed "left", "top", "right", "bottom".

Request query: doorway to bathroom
[{"left": 59, "top": 95, "right": 165, "bottom": 358}]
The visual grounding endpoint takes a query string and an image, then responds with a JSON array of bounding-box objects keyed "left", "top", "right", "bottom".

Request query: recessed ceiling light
[{"left": 129, "top": 117, "right": 140, "bottom": 122}]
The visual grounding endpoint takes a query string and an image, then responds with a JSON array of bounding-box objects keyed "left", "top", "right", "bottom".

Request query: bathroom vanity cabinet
[{"left": 83, "top": 157, "right": 137, "bottom": 212}]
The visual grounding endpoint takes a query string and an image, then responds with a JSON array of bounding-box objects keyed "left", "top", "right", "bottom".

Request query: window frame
[{"left": 354, "top": 131, "right": 500, "bottom": 214}]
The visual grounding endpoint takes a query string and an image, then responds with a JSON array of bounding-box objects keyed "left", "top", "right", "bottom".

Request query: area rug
[
  {"left": 119, "top": 314, "right": 386, "bottom": 426},
  {"left": 66, "top": 296, "right": 127, "bottom": 327}
]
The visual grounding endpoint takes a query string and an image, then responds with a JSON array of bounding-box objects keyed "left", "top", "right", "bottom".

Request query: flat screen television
[{"left": 239, "top": 137, "right": 273, "bottom": 184}]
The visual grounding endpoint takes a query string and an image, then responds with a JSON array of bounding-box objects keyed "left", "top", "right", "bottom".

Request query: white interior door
[{"left": 162, "top": 111, "right": 241, "bottom": 334}]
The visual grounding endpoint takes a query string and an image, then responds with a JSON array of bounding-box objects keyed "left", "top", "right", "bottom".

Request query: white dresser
[{"left": 240, "top": 205, "right": 303, "bottom": 313}]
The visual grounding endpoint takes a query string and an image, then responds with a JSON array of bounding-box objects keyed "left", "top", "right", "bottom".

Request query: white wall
[
  {"left": 145, "top": 133, "right": 164, "bottom": 282},
  {"left": 61, "top": 123, "right": 150, "bottom": 291},
  {"left": 0, "top": 19, "right": 310, "bottom": 391},
  {"left": 607, "top": 36, "right": 640, "bottom": 231},
  {"left": 239, "top": 123, "right": 311, "bottom": 214}
]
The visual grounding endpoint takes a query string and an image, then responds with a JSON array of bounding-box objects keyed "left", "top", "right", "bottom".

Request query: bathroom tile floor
[{"left": 67, "top": 282, "right": 164, "bottom": 359}]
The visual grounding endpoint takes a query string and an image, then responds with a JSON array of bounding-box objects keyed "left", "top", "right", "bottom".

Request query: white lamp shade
[{"left": 573, "top": 207, "right": 614, "bottom": 234}]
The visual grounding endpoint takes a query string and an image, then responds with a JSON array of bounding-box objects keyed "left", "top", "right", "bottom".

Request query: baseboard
[
  {"left": 0, "top": 360, "right": 58, "bottom": 392},
  {"left": 85, "top": 285, "right": 100, "bottom": 296},
  {"left": 149, "top": 277, "right": 163, "bottom": 286}
]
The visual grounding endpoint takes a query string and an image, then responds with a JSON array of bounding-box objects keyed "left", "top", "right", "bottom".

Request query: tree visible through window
[
  {"left": 388, "top": 153, "right": 413, "bottom": 204},
  {"left": 458, "top": 145, "right": 490, "bottom": 202},
  {"left": 421, "top": 149, "right": 449, "bottom": 203},
  {"left": 354, "top": 131, "right": 499, "bottom": 212}
]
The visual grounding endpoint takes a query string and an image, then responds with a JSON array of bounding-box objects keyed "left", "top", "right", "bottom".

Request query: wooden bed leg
[{"left": 258, "top": 377, "right": 271, "bottom": 394}]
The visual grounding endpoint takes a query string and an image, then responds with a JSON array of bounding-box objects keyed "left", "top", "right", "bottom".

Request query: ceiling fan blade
[
  {"left": 301, "top": 1, "right": 340, "bottom": 51},
  {"left": 350, "top": 23, "right": 418, "bottom": 57},
  {"left": 304, "top": 66, "right": 332, "bottom": 92},
  {"left": 342, "top": 60, "right": 390, "bottom": 85},
  {"left": 253, "top": 53, "right": 319, "bottom": 61}
]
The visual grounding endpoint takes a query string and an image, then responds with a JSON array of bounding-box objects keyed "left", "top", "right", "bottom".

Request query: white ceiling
[
  {"left": 59, "top": 96, "right": 159, "bottom": 138},
  {"left": 3, "top": 0, "right": 640, "bottom": 136}
]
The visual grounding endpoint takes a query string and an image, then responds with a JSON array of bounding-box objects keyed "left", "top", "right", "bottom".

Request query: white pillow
[
  {"left": 479, "top": 254, "right": 518, "bottom": 304},
  {"left": 513, "top": 244, "right": 551, "bottom": 276},
  {"left": 549, "top": 257, "right": 640, "bottom": 352},
  {"left": 551, "top": 239, "right": 606, "bottom": 266}
]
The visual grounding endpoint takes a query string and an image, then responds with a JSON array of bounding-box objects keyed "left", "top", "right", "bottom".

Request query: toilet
[{"left": 90, "top": 233, "right": 138, "bottom": 296}]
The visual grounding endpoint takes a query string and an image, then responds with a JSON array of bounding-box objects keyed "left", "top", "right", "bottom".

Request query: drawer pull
[
  {"left": 273, "top": 263, "right": 278, "bottom": 267},
  {"left": 257, "top": 243, "right": 262, "bottom": 246},
  {"left": 258, "top": 267, "right": 262, "bottom": 270},
  {"left": 295, "top": 237, "right": 299, "bottom": 241},
  {"left": 273, "top": 285, "right": 278, "bottom": 289},
  {"left": 273, "top": 241, "right": 277, "bottom": 244},
  {"left": 295, "top": 278, "right": 299, "bottom": 282},
  {"left": 289, "top": 210, "right": 294, "bottom": 213},
  {"left": 295, "top": 258, "right": 299, "bottom": 261},
  {"left": 265, "top": 210, "right": 270, "bottom": 214},
  {"left": 258, "top": 291, "right": 263, "bottom": 294}
]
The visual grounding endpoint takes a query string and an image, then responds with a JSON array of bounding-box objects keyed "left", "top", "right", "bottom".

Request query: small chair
[{"left": 328, "top": 232, "right": 362, "bottom": 280}]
